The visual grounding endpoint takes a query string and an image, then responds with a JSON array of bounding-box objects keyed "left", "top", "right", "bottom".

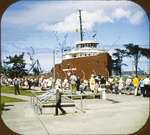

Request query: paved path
[{"left": 1, "top": 93, "right": 149, "bottom": 135}]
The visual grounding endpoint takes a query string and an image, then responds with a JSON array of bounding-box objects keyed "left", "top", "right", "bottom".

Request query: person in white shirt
[
  {"left": 126, "top": 77, "right": 132, "bottom": 87},
  {"left": 42, "top": 78, "right": 48, "bottom": 89},
  {"left": 89, "top": 74, "right": 96, "bottom": 93},
  {"left": 55, "top": 78, "right": 62, "bottom": 90},
  {"left": 13, "top": 78, "right": 20, "bottom": 95},
  {"left": 125, "top": 76, "right": 132, "bottom": 94},
  {"left": 47, "top": 77, "right": 53, "bottom": 89},
  {"left": 62, "top": 78, "right": 69, "bottom": 90},
  {"left": 143, "top": 76, "right": 150, "bottom": 97},
  {"left": 118, "top": 77, "right": 124, "bottom": 95},
  {"left": 69, "top": 73, "right": 77, "bottom": 94}
]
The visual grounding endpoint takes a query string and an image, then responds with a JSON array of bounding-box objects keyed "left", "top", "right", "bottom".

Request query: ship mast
[{"left": 79, "top": 9, "right": 83, "bottom": 41}]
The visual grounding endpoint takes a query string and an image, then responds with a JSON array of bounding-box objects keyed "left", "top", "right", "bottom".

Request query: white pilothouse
[{"left": 63, "top": 40, "right": 106, "bottom": 60}]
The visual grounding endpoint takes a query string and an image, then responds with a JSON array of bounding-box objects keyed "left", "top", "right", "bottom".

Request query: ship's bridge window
[{"left": 91, "top": 43, "right": 96, "bottom": 48}]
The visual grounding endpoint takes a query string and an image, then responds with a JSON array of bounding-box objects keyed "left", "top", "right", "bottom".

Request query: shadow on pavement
[
  {"left": 4, "top": 104, "right": 14, "bottom": 107},
  {"left": 1, "top": 104, "right": 14, "bottom": 112},
  {"left": 106, "top": 98, "right": 120, "bottom": 104}
]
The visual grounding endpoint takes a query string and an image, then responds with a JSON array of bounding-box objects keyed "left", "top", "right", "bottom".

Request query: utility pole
[
  {"left": 132, "top": 60, "right": 134, "bottom": 76},
  {"left": 53, "top": 49, "right": 56, "bottom": 88}
]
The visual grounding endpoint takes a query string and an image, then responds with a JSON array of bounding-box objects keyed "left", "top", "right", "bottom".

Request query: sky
[{"left": 1, "top": 0, "right": 149, "bottom": 73}]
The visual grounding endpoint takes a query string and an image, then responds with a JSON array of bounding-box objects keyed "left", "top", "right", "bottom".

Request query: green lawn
[
  {"left": 1, "top": 86, "right": 32, "bottom": 96},
  {"left": 1, "top": 96, "right": 26, "bottom": 104}
]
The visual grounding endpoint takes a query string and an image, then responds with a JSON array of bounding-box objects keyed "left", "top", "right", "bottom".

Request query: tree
[
  {"left": 112, "top": 59, "right": 120, "bottom": 76},
  {"left": 3, "top": 53, "right": 27, "bottom": 78},
  {"left": 124, "top": 43, "right": 141, "bottom": 77},
  {"left": 0, "top": 65, "right": 5, "bottom": 74},
  {"left": 140, "top": 47, "right": 150, "bottom": 75},
  {"left": 140, "top": 47, "right": 150, "bottom": 58},
  {"left": 32, "top": 67, "right": 40, "bottom": 76},
  {"left": 112, "top": 49, "right": 127, "bottom": 76}
]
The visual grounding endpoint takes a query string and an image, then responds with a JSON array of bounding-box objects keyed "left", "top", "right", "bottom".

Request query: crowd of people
[
  {"left": 58, "top": 73, "right": 150, "bottom": 97},
  {"left": 1, "top": 73, "right": 150, "bottom": 97},
  {"left": 1, "top": 76, "right": 53, "bottom": 90}
]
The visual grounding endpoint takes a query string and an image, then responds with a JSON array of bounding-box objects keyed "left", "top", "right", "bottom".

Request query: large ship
[{"left": 51, "top": 10, "right": 112, "bottom": 80}]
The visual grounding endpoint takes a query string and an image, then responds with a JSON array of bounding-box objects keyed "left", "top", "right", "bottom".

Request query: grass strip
[{"left": 1, "top": 86, "right": 32, "bottom": 96}]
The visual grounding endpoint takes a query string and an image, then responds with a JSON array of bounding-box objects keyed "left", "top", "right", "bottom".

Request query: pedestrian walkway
[{"left": 1, "top": 94, "right": 149, "bottom": 135}]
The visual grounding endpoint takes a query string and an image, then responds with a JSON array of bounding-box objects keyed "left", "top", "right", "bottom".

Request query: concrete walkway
[{"left": 1, "top": 93, "right": 149, "bottom": 135}]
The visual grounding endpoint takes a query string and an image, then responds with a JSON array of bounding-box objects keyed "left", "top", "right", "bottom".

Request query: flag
[
  {"left": 63, "top": 47, "right": 71, "bottom": 52},
  {"left": 92, "top": 33, "right": 96, "bottom": 38}
]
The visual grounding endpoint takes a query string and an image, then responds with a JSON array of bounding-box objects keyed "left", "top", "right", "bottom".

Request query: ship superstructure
[{"left": 63, "top": 40, "right": 106, "bottom": 60}]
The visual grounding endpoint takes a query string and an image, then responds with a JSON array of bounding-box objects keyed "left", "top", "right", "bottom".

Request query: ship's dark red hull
[{"left": 52, "top": 53, "right": 112, "bottom": 80}]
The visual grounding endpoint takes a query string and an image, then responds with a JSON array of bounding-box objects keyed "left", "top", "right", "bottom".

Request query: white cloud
[
  {"left": 39, "top": 12, "right": 78, "bottom": 32},
  {"left": 39, "top": 10, "right": 113, "bottom": 32},
  {"left": 82, "top": 10, "right": 113, "bottom": 30},
  {"left": 112, "top": 8, "right": 131, "bottom": 19},
  {"left": 129, "top": 11, "right": 144, "bottom": 24},
  {"left": 112, "top": 8, "right": 144, "bottom": 25}
]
